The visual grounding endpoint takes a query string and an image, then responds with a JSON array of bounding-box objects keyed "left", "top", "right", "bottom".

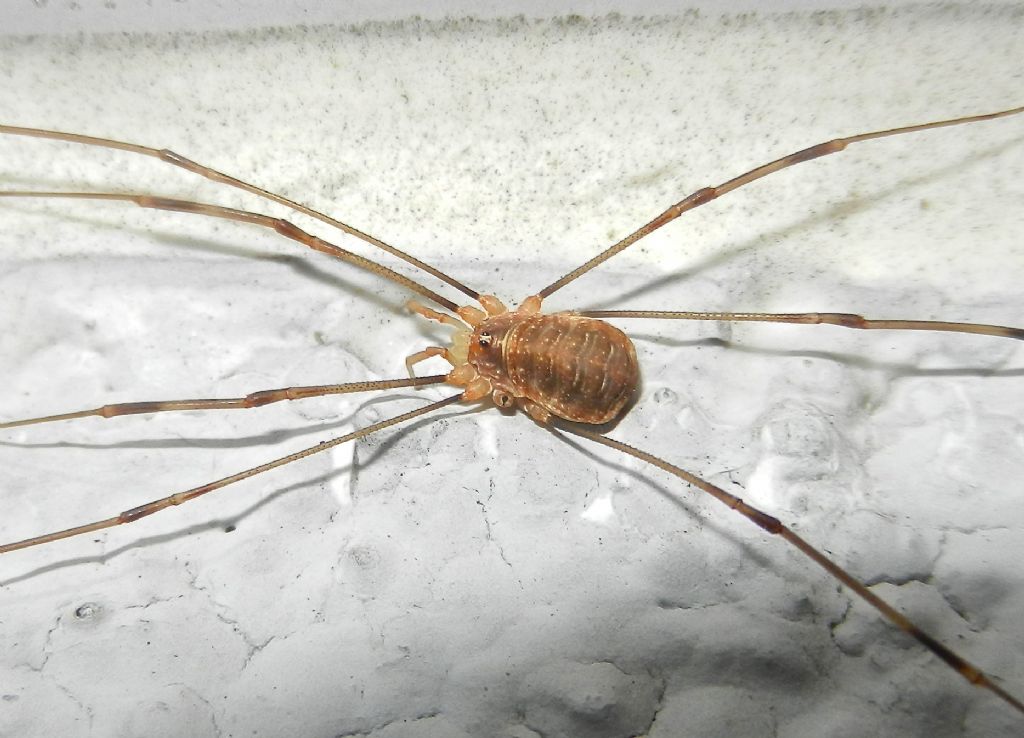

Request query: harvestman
[{"left": 1, "top": 106, "right": 1022, "bottom": 717}]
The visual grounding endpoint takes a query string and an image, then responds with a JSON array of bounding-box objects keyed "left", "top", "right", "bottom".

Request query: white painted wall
[{"left": 1, "top": 6, "right": 1022, "bottom": 737}]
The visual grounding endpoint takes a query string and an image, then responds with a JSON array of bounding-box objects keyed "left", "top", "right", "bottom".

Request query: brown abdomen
[{"left": 504, "top": 314, "right": 639, "bottom": 424}]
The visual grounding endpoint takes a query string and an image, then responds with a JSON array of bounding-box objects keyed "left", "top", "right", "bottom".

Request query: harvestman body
[{"left": 1, "top": 105, "right": 1023, "bottom": 718}]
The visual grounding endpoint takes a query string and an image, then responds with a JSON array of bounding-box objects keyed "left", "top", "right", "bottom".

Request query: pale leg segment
[
  {"left": 405, "top": 347, "right": 451, "bottom": 378},
  {"left": 405, "top": 299, "right": 487, "bottom": 398}
]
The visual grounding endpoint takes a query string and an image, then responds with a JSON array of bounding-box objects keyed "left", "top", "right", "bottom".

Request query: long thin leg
[
  {"left": 539, "top": 105, "right": 1024, "bottom": 298},
  {"left": 0, "top": 190, "right": 461, "bottom": 313},
  {"left": 0, "top": 375, "right": 447, "bottom": 430},
  {"left": 560, "top": 424, "right": 1024, "bottom": 717},
  {"left": 582, "top": 310, "right": 1024, "bottom": 341},
  {"left": 0, "top": 124, "right": 480, "bottom": 301},
  {"left": 0, "top": 393, "right": 463, "bottom": 555}
]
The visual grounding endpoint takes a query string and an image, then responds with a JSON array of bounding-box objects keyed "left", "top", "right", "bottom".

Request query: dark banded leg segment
[
  {"left": 561, "top": 425, "right": 1024, "bottom": 717},
  {"left": 0, "top": 394, "right": 463, "bottom": 554},
  {"left": 0, "top": 123, "right": 480, "bottom": 301},
  {"left": 540, "top": 105, "right": 1024, "bottom": 298},
  {"left": 0, "top": 375, "right": 447, "bottom": 429},
  {"left": 582, "top": 310, "right": 1024, "bottom": 341}
]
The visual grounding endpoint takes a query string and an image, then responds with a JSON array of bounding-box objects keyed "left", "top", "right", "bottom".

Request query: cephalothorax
[{"left": 408, "top": 294, "right": 639, "bottom": 424}]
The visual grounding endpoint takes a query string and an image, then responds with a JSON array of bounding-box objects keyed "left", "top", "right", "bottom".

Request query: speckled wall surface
[{"left": 1, "top": 7, "right": 1022, "bottom": 737}]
